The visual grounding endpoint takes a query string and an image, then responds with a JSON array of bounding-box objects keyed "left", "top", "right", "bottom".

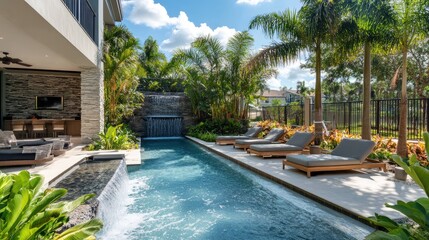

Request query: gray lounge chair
[
  {"left": 216, "top": 127, "right": 263, "bottom": 145},
  {"left": 234, "top": 128, "right": 285, "bottom": 150},
  {"left": 283, "top": 138, "right": 386, "bottom": 177},
  {"left": 0, "top": 143, "right": 54, "bottom": 167},
  {"left": 247, "top": 132, "right": 314, "bottom": 158}
]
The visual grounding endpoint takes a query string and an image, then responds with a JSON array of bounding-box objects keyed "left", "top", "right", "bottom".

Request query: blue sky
[{"left": 121, "top": 0, "right": 315, "bottom": 90}]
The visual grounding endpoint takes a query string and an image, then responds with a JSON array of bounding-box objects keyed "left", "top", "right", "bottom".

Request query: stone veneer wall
[
  {"left": 4, "top": 70, "right": 81, "bottom": 119},
  {"left": 128, "top": 92, "right": 195, "bottom": 136},
  {"left": 80, "top": 67, "right": 104, "bottom": 143}
]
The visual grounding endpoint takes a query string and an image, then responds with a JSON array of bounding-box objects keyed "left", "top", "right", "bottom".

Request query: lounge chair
[
  {"left": 234, "top": 128, "right": 285, "bottom": 150},
  {"left": 0, "top": 143, "right": 54, "bottom": 167},
  {"left": 283, "top": 138, "right": 386, "bottom": 177},
  {"left": 247, "top": 132, "right": 314, "bottom": 158},
  {"left": 215, "top": 127, "right": 263, "bottom": 145}
]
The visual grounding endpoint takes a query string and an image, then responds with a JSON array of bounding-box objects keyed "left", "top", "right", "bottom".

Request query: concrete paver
[{"left": 188, "top": 136, "right": 426, "bottom": 220}]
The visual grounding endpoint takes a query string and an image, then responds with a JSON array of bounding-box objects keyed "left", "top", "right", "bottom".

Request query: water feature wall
[
  {"left": 129, "top": 92, "right": 194, "bottom": 137},
  {"left": 146, "top": 116, "right": 182, "bottom": 137},
  {"left": 96, "top": 160, "right": 130, "bottom": 237}
]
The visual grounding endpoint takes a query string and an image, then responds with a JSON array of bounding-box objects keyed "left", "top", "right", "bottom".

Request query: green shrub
[
  {"left": 87, "top": 124, "right": 139, "bottom": 150},
  {"left": 0, "top": 170, "right": 102, "bottom": 239},
  {"left": 367, "top": 132, "right": 429, "bottom": 239},
  {"left": 187, "top": 119, "right": 248, "bottom": 136}
]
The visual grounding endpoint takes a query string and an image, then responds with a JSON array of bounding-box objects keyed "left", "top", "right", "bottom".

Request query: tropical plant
[
  {"left": 248, "top": 0, "right": 343, "bottom": 145},
  {"left": 103, "top": 25, "right": 145, "bottom": 126},
  {"left": 392, "top": 0, "right": 428, "bottom": 158},
  {"left": 0, "top": 170, "right": 102, "bottom": 239},
  {"left": 174, "top": 32, "right": 274, "bottom": 121},
  {"left": 367, "top": 133, "right": 429, "bottom": 239},
  {"left": 87, "top": 124, "right": 139, "bottom": 150}
]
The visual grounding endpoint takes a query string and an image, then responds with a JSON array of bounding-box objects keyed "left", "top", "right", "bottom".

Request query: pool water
[{"left": 106, "top": 138, "right": 372, "bottom": 239}]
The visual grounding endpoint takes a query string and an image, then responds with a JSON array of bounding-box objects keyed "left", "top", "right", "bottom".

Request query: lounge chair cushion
[
  {"left": 250, "top": 143, "right": 302, "bottom": 152},
  {"left": 0, "top": 149, "right": 36, "bottom": 161},
  {"left": 286, "top": 132, "right": 314, "bottom": 149},
  {"left": 244, "top": 127, "right": 263, "bottom": 137},
  {"left": 17, "top": 139, "right": 48, "bottom": 147},
  {"left": 235, "top": 139, "right": 272, "bottom": 145},
  {"left": 287, "top": 154, "right": 361, "bottom": 167},
  {"left": 216, "top": 136, "right": 250, "bottom": 141},
  {"left": 263, "top": 128, "right": 285, "bottom": 142},
  {"left": 331, "top": 138, "right": 375, "bottom": 162}
]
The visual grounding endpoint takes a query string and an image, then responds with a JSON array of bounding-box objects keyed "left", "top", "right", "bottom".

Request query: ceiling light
[{"left": 0, "top": 37, "right": 3, "bottom": 40}]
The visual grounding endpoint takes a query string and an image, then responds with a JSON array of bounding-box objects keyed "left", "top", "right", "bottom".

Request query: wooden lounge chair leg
[{"left": 307, "top": 171, "right": 311, "bottom": 178}]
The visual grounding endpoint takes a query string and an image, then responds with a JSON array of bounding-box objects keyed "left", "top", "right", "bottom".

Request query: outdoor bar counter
[{"left": 3, "top": 119, "right": 81, "bottom": 137}]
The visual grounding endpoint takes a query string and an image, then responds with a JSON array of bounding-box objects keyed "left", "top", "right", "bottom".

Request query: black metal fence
[
  {"left": 258, "top": 98, "right": 429, "bottom": 140},
  {"left": 257, "top": 103, "right": 305, "bottom": 126}
]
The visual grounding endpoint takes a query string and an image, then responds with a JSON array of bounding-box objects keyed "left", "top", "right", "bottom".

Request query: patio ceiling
[{"left": 0, "top": 0, "right": 98, "bottom": 72}]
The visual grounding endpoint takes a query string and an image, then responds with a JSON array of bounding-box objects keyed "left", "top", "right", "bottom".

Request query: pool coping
[{"left": 186, "top": 136, "right": 415, "bottom": 227}]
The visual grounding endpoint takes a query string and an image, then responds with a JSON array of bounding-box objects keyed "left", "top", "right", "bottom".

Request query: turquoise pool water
[{"left": 105, "top": 138, "right": 372, "bottom": 239}]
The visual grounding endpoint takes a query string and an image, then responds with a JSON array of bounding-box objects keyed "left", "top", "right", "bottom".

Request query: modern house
[
  {"left": 0, "top": 0, "right": 122, "bottom": 142},
  {"left": 260, "top": 89, "right": 303, "bottom": 107}
]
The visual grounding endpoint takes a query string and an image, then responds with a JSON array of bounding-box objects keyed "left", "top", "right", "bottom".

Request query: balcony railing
[{"left": 62, "top": 0, "right": 97, "bottom": 44}]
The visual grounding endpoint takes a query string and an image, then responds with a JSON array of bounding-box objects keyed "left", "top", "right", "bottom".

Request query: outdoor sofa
[
  {"left": 0, "top": 143, "right": 54, "bottom": 167},
  {"left": 234, "top": 128, "right": 285, "bottom": 151},
  {"left": 215, "top": 127, "right": 263, "bottom": 145},
  {"left": 247, "top": 132, "right": 314, "bottom": 158},
  {"left": 283, "top": 138, "right": 386, "bottom": 177}
]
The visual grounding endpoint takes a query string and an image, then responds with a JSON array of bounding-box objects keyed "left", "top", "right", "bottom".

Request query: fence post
[
  {"left": 348, "top": 102, "right": 352, "bottom": 133},
  {"left": 376, "top": 100, "right": 380, "bottom": 134},
  {"left": 284, "top": 106, "right": 288, "bottom": 125},
  {"left": 304, "top": 98, "right": 310, "bottom": 127},
  {"left": 426, "top": 98, "right": 429, "bottom": 132},
  {"left": 278, "top": 106, "right": 281, "bottom": 122}
]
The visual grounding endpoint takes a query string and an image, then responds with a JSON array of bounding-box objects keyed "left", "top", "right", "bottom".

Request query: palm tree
[
  {"left": 337, "top": 0, "right": 396, "bottom": 140},
  {"left": 174, "top": 32, "right": 274, "bottom": 120},
  {"left": 103, "top": 25, "right": 144, "bottom": 126},
  {"left": 392, "top": 0, "right": 428, "bottom": 158},
  {"left": 248, "top": 0, "right": 342, "bottom": 144}
]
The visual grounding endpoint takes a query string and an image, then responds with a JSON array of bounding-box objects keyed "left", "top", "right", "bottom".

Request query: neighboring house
[
  {"left": 259, "top": 89, "right": 303, "bottom": 107},
  {"left": 0, "top": 0, "right": 122, "bottom": 142}
]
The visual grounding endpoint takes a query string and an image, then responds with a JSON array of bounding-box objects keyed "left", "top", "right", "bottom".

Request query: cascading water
[
  {"left": 96, "top": 160, "right": 130, "bottom": 237},
  {"left": 146, "top": 116, "right": 182, "bottom": 137},
  {"left": 144, "top": 95, "right": 184, "bottom": 137}
]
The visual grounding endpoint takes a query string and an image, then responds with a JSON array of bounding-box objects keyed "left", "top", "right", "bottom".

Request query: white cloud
[
  {"left": 123, "top": 0, "right": 238, "bottom": 50},
  {"left": 267, "top": 60, "right": 315, "bottom": 90},
  {"left": 236, "top": 0, "right": 272, "bottom": 5},
  {"left": 161, "top": 12, "right": 237, "bottom": 50},
  {"left": 123, "top": 0, "right": 177, "bottom": 28}
]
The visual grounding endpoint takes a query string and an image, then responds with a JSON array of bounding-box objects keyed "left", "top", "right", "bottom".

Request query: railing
[
  {"left": 258, "top": 98, "right": 429, "bottom": 140},
  {"left": 62, "top": 0, "right": 97, "bottom": 44}
]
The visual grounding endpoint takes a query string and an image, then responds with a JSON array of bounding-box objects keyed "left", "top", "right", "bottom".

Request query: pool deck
[
  {"left": 0, "top": 137, "right": 141, "bottom": 187},
  {"left": 187, "top": 136, "right": 426, "bottom": 222}
]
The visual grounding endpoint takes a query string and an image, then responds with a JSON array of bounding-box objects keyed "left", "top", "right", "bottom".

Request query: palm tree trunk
[
  {"left": 397, "top": 46, "right": 408, "bottom": 158},
  {"left": 362, "top": 41, "right": 372, "bottom": 140},
  {"left": 314, "top": 39, "right": 323, "bottom": 145}
]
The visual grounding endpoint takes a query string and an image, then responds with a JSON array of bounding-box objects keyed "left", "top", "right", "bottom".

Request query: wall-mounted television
[{"left": 35, "top": 96, "right": 63, "bottom": 110}]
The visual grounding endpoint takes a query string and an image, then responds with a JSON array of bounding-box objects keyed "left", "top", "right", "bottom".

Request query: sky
[{"left": 121, "top": 0, "right": 316, "bottom": 90}]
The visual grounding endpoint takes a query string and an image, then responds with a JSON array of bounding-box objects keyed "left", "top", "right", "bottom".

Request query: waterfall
[
  {"left": 96, "top": 160, "right": 129, "bottom": 237},
  {"left": 147, "top": 116, "right": 182, "bottom": 137}
]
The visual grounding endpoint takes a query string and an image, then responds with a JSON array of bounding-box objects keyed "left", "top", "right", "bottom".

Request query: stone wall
[
  {"left": 128, "top": 92, "right": 195, "bottom": 136},
  {"left": 4, "top": 70, "right": 81, "bottom": 119},
  {"left": 80, "top": 67, "right": 104, "bottom": 143}
]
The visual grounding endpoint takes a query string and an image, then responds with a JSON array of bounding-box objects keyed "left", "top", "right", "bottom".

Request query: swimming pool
[{"left": 103, "top": 138, "right": 372, "bottom": 239}]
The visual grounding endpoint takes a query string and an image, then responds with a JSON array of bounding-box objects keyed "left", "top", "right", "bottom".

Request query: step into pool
[{"left": 104, "top": 138, "right": 373, "bottom": 239}]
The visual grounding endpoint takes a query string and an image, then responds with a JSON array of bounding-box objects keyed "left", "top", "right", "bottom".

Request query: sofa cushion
[
  {"left": 0, "top": 149, "right": 36, "bottom": 161},
  {"left": 286, "top": 154, "right": 361, "bottom": 167}
]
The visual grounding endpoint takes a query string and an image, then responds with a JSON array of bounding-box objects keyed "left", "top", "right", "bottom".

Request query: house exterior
[
  {"left": 260, "top": 89, "right": 303, "bottom": 107},
  {"left": 0, "top": 0, "right": 122, "bottom": 142}
]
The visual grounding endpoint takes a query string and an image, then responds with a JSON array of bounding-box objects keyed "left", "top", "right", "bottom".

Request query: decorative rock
[{"left": 394, "top": 166, "right": 408, "bottom": 181}]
